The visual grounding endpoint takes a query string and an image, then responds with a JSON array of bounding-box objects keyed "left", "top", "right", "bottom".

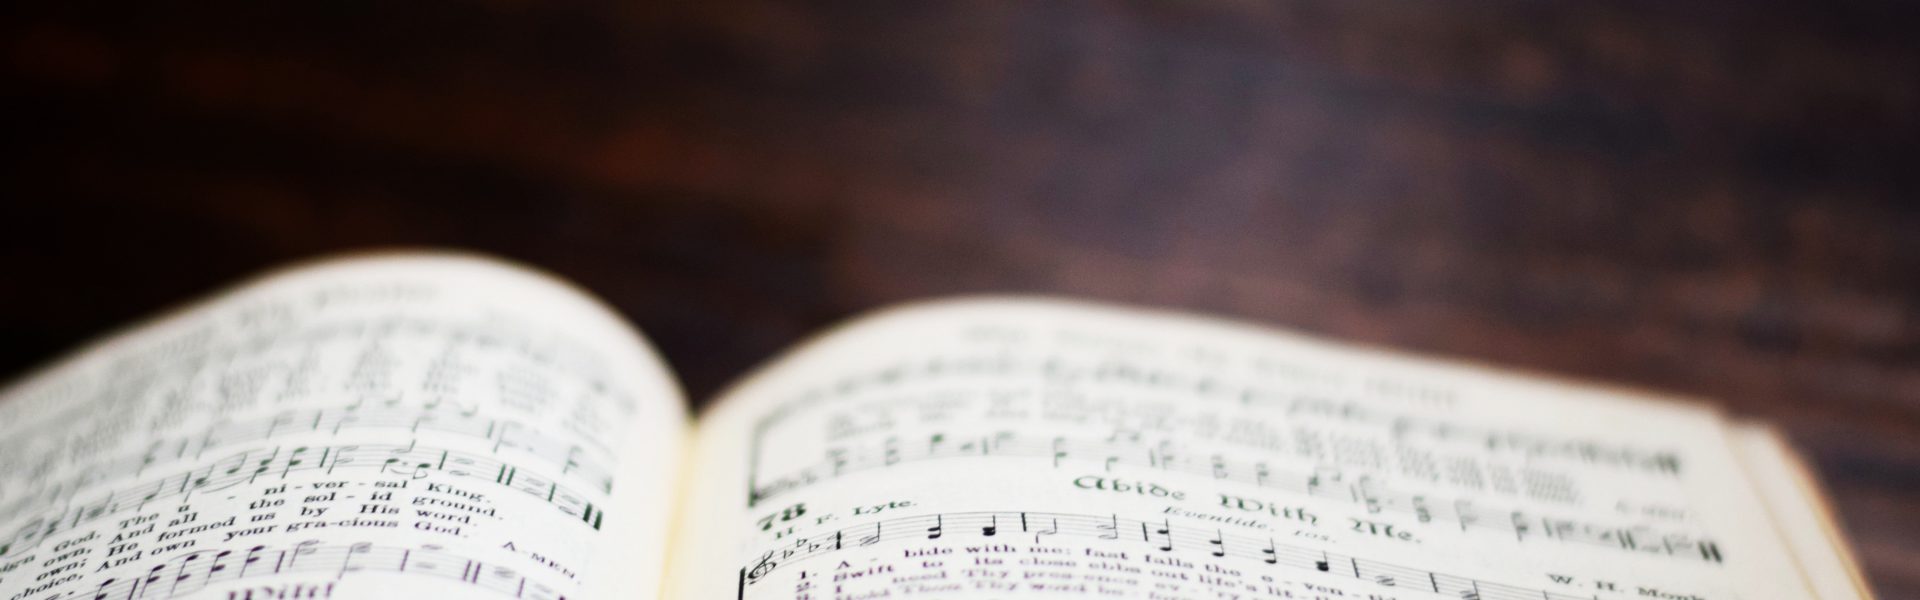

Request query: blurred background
[{"left": 1, "top": 2, "right": 1915, "bottom": 594}]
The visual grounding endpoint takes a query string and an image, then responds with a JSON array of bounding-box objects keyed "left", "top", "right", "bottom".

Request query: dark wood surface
[{"left": 3, "top": 2, "right": 1915, "bottom": 595}]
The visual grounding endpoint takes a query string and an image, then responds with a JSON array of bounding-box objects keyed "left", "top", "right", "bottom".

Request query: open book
[{"left": 0, "top": 253, "right": 1874, "bottom": 600}]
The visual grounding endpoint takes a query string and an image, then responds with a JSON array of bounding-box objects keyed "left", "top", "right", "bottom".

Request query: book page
[
  {"left": 1728, "top": 424, "right": 1875, "bottom": 600},
  {"left": 667, "top": 297, "right": 1832, "bottom": 600},
  {"left": 0, "top": 253, "right": 687, "bottom": 600}
]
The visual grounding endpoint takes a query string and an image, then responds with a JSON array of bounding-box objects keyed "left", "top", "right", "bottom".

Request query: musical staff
[
  {"left": 0, "top": 442, "right": 604, "bottom": 558},
  {"left": 0, "top": 404, "right": 614, "bottom": 527},
  {"left": 65, "top": 541, "right": 568, "bottom": 600},
  {"left": 750, "top": 354, "right": 1685, "bottom": 477},
  {"left": 0, "top": 307, "right": 646, "bottom": 525},
  {"left": 748, "top": 431, "right": 1721, "bottom": 563},
  {"left": 0, "top": 265, "right": 669, "bottom": 600},
  {"left": 740, "top": 510, "right": 1611, "bottom": 600}
]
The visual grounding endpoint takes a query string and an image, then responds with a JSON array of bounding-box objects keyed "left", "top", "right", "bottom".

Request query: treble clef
[{"left": 744, "top": 551, "right": 778, "bottom": 582}]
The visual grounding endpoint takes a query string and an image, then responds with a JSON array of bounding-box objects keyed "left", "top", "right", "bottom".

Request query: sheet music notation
[
  {"left": 0, "top": 403, "right": 612, "bottom": 527},
  {"left": 61, "top": 541, "right": 568, "bottom": 600},
  {"left": 748, "top": 431, "right": 1721, "bottom": 563},
  {"left": 751, "top": 354, "right": 1685, "bottom": 477},
  {"left": 0, "top": 443, "right": 605, "bottom": 559},
  {"left": 740, "top": 510, "right": 1630, "bottom": 600}
]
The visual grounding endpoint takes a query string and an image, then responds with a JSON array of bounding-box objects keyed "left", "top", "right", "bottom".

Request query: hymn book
[{"left": 0, "top": 253, "right": 1873, "bottom": 600}]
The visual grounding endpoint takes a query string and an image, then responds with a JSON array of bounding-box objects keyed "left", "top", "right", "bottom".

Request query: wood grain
[{"left": 2, "top": 2, "right": 1915, "bottom": 595}]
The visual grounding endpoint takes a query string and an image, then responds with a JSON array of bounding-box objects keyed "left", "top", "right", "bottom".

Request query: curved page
[
  {"left": 0, "top": 253, "right": 687, "bottom": 600},
  {"left": 670, "top": 298, "right": 1824, "bottom": 600}
]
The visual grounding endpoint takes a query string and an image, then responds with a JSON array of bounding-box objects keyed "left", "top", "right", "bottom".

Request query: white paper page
[
  {"left": 668, "top": 297, "right": 1816, "bottom": 600},
  {"left": 0, "top": 253, "right": 686, "bottom": 600},
  {"left": 1728, "top": 425, "right": 1873, "bottom": 600}
]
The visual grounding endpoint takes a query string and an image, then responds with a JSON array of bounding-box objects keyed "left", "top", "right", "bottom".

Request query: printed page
[
  {"left": 667, "top": 297, "right": 1822, "bottom": 600},
  {"left": 0, "top": 253, "right": 687, "bottom": 600}
]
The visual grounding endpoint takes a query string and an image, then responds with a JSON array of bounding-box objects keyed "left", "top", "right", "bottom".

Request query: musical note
[
  {"left": 288, "top": 539, "right": 322, "bottom": 570},
  {"left": 341, "top": 542, "right": 373, "bottom": 575},
  {"left": 826, "top": 448, "right": 850, "bottom": 476},
  {"left": 204, "top": 549, "right": 234, "bottom": 583},
  {"left": 1097, "top": 515, "right": 1119, "bottom": 540},
  {"left": 1356, "top": 475, "right": 1383, "bottom": 514},
  {"left": 882, "top": 437, "right": 901, "bottom": 466},
  {"left": 282, "top": 447, "right": 311, "bottom": 478},
  {"left": 239, "top": 545, "right": 269, "bottom": 578},
  {"left": 89, "top": 577, "right": 116, "bottom": 600}
]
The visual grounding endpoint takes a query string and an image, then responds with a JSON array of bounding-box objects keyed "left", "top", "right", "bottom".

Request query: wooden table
[{"left": 3, "top": 2, "right": 1915, "bottom": 595}]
